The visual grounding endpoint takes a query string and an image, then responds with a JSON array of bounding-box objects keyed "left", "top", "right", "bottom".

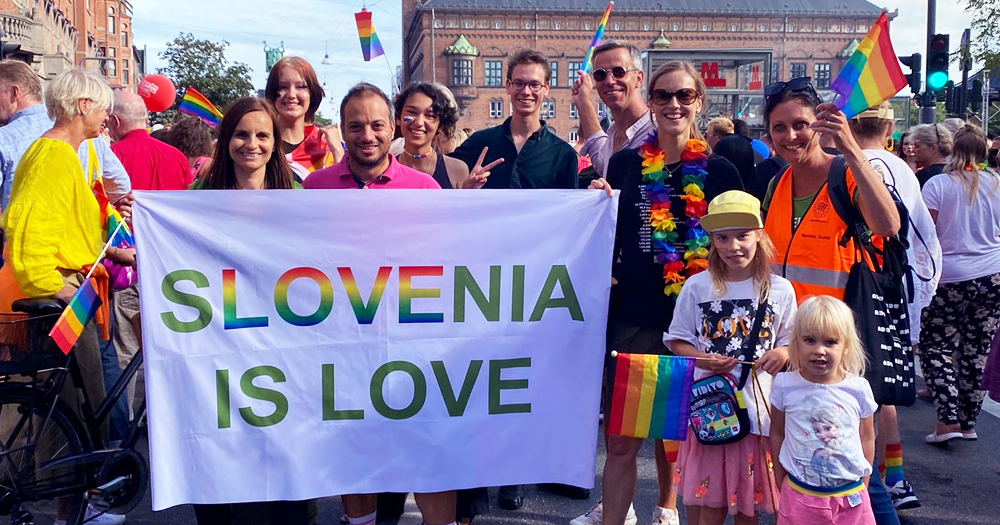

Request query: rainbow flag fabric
[
  {"left": 355, "top": 9, "right": 386, "bottom": 62},
  {"left": 581, "top": 1, "right": 615, "bottom": 73},
  {"left": 92, "top": 178, "right": 134, "bottom": 248},
  {"left": 830, "top": 11, "right": 908, "bottom": 119},
  {"left": 178, "top": 87, "right": 224, "bottom": 129},
  {"left": 607, "top": 352, "right": 696, "bottom": 440},
  {"left": 48, "top": 280, "right": 102, "bottom": 354}
]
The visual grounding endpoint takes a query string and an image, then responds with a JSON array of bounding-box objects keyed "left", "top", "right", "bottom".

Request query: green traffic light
[{"left": 928, "top": 71, "right": 948, "bottom": 90}]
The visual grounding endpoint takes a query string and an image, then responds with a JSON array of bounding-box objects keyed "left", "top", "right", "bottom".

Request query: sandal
[{"left": 925, "top": 431, "right": 963, "bottom": 444}]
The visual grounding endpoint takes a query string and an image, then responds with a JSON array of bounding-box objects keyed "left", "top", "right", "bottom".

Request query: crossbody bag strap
[{"left": 736, "top": 293, "right": 769, "bottom": 390}]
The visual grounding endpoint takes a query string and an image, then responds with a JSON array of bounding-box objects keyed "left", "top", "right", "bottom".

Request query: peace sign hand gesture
[{"left": 463, "top": 146, "right": 504, "bottom": 189}]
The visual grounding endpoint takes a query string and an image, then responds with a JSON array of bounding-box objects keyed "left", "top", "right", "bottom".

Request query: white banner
[{"left": 133, "top": 190, "right": 619, "bottom": 510}]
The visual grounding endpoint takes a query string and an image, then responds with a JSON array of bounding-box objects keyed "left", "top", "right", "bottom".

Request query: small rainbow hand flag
[
  {"left": 607, "top": 351, "right": 695, "bottom": 441},
  {"left": 48, "top": 280, "right": 102, "bottom": 355},
  {"left": 582, "top": 1, "right": 615, "bottom": 74},
  {"left": 178, "top": 87, "right": 224, "bottom": 129},
  {"left": 830, "top": 11, "right": 908, "bottom": 119},
  {"left": 355, "top": 9, "right": 386, "bottom": 62}
]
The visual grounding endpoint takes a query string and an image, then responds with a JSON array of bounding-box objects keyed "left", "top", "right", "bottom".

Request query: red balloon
[{"left": 137, "top": 74, "right": 176, "bottom": 113}]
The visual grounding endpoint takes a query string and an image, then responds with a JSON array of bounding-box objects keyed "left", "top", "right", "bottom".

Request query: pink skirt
[{"left": 676, "top": 429, "right": 779, "bottom": 516}]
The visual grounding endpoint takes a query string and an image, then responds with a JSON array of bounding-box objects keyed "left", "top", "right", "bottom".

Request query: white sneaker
[
  {"left": 652, "top": 506, "right": 680, "bottom": 525},
  {"left": 569, "top": 500, "right": 638, "bottom": 525},
  {"left": 83, "top": 504, "right": 127, "bottom": 525}
]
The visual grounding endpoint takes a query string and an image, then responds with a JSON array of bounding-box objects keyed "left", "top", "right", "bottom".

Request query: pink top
[{"left": 303, "top": 155, "right": 440, "bottom": 189}]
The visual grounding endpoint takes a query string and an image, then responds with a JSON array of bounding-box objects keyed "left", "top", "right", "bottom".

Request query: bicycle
[{"left": 0, "top": 298, "right": 148, "bottom": 525}]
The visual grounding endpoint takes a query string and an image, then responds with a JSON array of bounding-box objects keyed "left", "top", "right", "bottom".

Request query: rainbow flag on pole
[
  {"left": 830, "top": 11, "right": 908, "bottom": 119},
  {"left": 607, "top": 352, "right": 695, "bottom": 440},
  {"left": 48, "top": 280, "right": 102, "bottom": 354},
  {"left": 581, "top": 1, "right": 614, "bottom": 74},
  {"left": 178, "top": 87, "right": 224, "bottom": 129},
  {"left": 355, "top": 9, "right": 385, "bottom": 62}
]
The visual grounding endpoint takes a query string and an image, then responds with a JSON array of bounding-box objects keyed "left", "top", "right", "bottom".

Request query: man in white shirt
[
  {"left": 849, "top": 102, "right": 942, "bottom": 513},
  {"left": 571, "top": 41, "right": 654, "bottom": 180}
]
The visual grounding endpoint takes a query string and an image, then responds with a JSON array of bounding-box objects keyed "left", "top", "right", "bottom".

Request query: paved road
[{"left": 120, "top": 376, "right": 998, "bottom": 524}]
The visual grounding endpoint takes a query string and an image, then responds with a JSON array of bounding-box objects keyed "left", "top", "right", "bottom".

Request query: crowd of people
[{"left": 0, "top": 34, "right": 998, "bottom": 525}]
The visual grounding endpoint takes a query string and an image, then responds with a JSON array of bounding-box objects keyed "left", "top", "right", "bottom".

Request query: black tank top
[{"left": 431, "top": 153, "right": 452, "bottom": 189}]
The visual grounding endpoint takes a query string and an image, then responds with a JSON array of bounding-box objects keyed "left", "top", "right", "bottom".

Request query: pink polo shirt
[{"left": 303, "top": 155, "right": 441, "bottom": 189}]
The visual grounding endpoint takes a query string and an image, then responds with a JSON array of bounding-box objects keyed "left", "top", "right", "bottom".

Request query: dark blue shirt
[{"left": 450, "top": 117, "right": 578, "bottom": 189}]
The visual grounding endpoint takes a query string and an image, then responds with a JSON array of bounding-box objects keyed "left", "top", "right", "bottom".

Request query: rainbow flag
[
  {"left": 830, "top": 11, "right": 908, "bottom": 119},
  {"left": 48, "top": 280, "right": 102, "bottom": 354},
  {"left": 607, "top": 352, "right": 695, "bottom": 440},
  {"left": 178, "top": 87, "right": 224, "bottom": 129},
  {"left": 581, "top": 1, "right": 615, "bottom": 74},
  {"left": 92, "top": 178, "right": 133, "bottom": 248},
  {"left": 355, "top": 9, "right": 386, "bottom": 62}
]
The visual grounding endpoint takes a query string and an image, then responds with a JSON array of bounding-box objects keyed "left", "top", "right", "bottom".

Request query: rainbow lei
[{"left": 639, "top": 133, "right": 710, "bottom": 296}]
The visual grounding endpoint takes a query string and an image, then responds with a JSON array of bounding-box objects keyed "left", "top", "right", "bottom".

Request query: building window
[
  {"left": 550, "top": 61, "right": 559, "bottom": 87},
  {"left": 525, "top": 22, "right": 532, "bottom": 29},
  {"left": 570, "top": 103, "right": 578, "bottom": 119},
  {"left": 570, "top": 128, "right": 579, "bottom": 143},
  {"left": 489, "top": 98, "right": 503, "bottom": 119},
  {"left": 759, "top": 23, "right": 767, "bottom": 31},
  {"left": 790, "top": 62, "right": 807, "bottom": 79},
  {"left": 555, "top": 22, "right": 562, "bottom": 29},
  {"left": 122, "top": 70, "right": 129, "bottom": 85},
  {"left": 108, "top": 15, "right": 115, "bottom": 30},
  {"left": 543, "top": 99, "right": 556, "bottom": 118},
  {"left": 434, "top": 19, "right": 443, "bottom": 28},
  {"left": 598, "top": 101, "right": 607, "bottom": 119},
  {"left": 673, "top": 23, "right": 680, "bottom": 31},
  {"left": 495, "top": 22, "right": 501, "bottom": 29},
  {"left": 464, "top": 21, "right": 472, "bottom": 28},
  {"left": 569, "top": 61, "right": 582, "bottom": 83},
  {"left": 452, "top": 59, "right": 473, "bottom": 86},
  {"left": 731, "top": 23, "right": 738, "bottom": 31},
  {"left": 814, "top": 63, "right": 831, "bottom": 88},
  {"left": 644, "top": 23, "right": 650, "bottom": 31},
  {"left": 614, "top": 23, "right": 620, "bottom": 30},
  {"left": 105, "top": 59, "right": 116, "bottom": 77},
  {"left": 121, "top": 32, "right": 128, "bottom": 47},
  {"left": 844, "top": 23, "right": 854, "bottom": 32},
  {"left": 702, "top": 22, "right": 709, "bottom": 31},
  {"left": 770, "top": 62, "right": 779, "bottom": 84},
  {"left": 485, "top": 60, "right": 503, "bottom": 87},
  {"left": 815, "top": 24, "right": 823, "bottom": 32},
  {"left": 585, "top": 22, "right": 592, "bottom": 30}
]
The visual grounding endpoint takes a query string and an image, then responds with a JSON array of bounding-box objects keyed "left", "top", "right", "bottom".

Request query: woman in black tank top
[{"left": 393, "top": 83, "right": 472, "bottom": 189}]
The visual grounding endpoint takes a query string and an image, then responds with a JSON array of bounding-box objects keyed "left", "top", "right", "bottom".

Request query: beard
[{"left": 350, "top": 145, "right": 388, "bottom": 168}]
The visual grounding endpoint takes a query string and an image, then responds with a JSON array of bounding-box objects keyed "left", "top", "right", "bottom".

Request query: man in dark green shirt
[{"left": 451, "top": 49, "right": 579, "bottom": 189}]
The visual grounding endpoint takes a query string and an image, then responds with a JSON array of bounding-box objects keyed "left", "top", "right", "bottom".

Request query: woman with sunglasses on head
[
  {"left": 760, "top": 77, "right": 899, "bottom": 301},
  {"left": 588, "top": 61, "right": 743, "bottom": 525},
  {"left": 909, "top": 123, "right": 952, "bottom": 188},
  {"left": 190, "top": 97, "right": 314, "bottom": 525},
  {"left": 264, "top": 56, "right": 344, "bottom": 182}
]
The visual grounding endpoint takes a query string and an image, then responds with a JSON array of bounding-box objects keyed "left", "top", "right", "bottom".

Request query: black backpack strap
[
  {"left": 736, "top": 293, "right": 770, "bottom": 390},
  {"left": 826, "top": 156, "right": 863, "bottom": 247}
]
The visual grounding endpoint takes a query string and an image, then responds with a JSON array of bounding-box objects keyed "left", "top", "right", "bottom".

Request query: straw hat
[{"left": 699, "top": 190, "right": 763, "bottom": 232}]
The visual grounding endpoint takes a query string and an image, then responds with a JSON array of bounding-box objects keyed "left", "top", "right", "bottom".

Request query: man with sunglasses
[
  {"left": 571, "top": 41, "right": 653, "bottom": 179},
  {"left": 451, "top": 49, "right": 578, "bottom": 190}
]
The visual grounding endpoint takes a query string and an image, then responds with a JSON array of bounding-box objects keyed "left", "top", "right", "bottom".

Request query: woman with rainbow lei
[{"left": 587, "top": 60, "right": 743, "bottom": 525}]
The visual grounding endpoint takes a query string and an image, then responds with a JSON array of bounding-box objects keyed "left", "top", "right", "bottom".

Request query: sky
[{"left": 130, "top": 0, "right": 977, "bottom": 119}]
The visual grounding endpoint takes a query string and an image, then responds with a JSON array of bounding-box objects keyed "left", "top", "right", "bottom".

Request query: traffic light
[
  {"left": 972, "top": 79, "right": 984, "bottom": 113},
  {"left": 898, "top": 53, "right": 922, "bottom": 94},
  {"left": 0, "top": 43, "right": 20, "bottom": 60},
  {"left": 927, "top": 34, "right": 950, "bottom": 93},
  {"left": 944, "top": 81, "right": 956, "bottom": 114}
]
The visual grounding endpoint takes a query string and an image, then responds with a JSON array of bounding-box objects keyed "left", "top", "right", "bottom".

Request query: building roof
[
  {"left": 444, "top": 35, "right": 480, "bottom": 55},
  {"left": 420, "top": 0, "right": 882, "bottom": 16}
]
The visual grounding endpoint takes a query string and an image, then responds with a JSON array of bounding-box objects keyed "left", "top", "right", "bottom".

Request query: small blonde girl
[
  {"left": 770, "top": 296, "right": 877, "bottom": 525},
  {"left": 665, "top": 191, "right": 798, "bottom": 525}
]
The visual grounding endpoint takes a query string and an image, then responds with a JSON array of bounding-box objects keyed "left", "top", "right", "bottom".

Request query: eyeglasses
[
  {"left": 508, "top": 79, "right": 545, "bottom": 92},
  {"left": 592, "top": 66, "right": 639, "bottom": 82},
  {"left": 763, "top": 77, "right": 818, "bottom": 105},
  {"left": 933, "top": 124, "right": 941, "bottom": 145},
  {"left": 648, "top": 88, "right": 699, "bottom": 106}
]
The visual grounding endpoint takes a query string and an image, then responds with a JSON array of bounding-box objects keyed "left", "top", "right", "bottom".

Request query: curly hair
[
  {"left": 167, "top": 116, "right": 214, "bottom": 161},
  {"left": 393, "top": 82, "right": 460, "bottom": 140}
]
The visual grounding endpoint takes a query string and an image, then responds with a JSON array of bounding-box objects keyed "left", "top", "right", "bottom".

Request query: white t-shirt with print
[
  {"left": 922, "top": 170, "right": 1000, "bottom": 283},
  {"left": 770, "top": 371, "right": 877, "bottom": 488},
  {"left": 664, "top": 271, "right": 797, "bottom": 436}
]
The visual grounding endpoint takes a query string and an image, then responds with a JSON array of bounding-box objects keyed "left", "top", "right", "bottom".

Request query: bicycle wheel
[{"left": 0, "top": 388, "right": 88, "bottom": 525}]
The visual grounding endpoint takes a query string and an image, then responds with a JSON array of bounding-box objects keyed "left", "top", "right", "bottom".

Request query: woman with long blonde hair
[{"left": 919, "top": 124, "right": 1000, "bottom": 445}]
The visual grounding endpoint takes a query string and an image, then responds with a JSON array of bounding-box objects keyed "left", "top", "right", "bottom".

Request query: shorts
[{"left": 777, "top": 477, "right": 875, "bottom": 525}]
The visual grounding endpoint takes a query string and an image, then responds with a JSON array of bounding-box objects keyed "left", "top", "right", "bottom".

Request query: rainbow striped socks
[{"left": 884, "top": 443, "right": 905, "bottom": 486}]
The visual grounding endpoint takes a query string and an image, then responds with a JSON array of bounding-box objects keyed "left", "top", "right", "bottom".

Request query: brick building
[
  {"left": 402, "top": 0, "right": 885, "bottom": 141},
  {"left": 0, "top": 0, "right": 141, "bottom": 87}
]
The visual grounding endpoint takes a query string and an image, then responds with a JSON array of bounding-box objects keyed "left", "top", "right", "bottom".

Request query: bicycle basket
[{"left": 0, "top": 313, "right": 68, "bottom": 376}]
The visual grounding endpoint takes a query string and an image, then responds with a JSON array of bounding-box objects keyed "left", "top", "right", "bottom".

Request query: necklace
[
  {"left": 404, "top": 148, "right": 434, "bottom": 159},
  {"left": 639, "top": 132, "right": 710, "bottom": 296}
]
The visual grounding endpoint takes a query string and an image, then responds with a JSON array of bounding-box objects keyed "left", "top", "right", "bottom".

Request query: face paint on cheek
[{"left": 402, "top": 116, "right": 415, "bottom": 123}]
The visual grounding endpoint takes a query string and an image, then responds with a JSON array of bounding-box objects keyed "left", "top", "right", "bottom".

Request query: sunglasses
[
  {"left": 648, "top": 88, "right": 699, "bottom": 106},
  {"left": 508, "top": 79, "right": 545, "bottom": 92},
  {"left": 592, "top": 66, "right": 638, "bottom": 82},
  {"left": 764, "top": 77, "right": 818, "bottom": 104}
]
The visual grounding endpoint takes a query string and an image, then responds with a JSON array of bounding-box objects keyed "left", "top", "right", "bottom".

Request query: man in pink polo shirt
[
  {"left": 304, "top": 83, "right": 439, "bottom": 190},
  {"left": 304, "top": 82, "right": 449, "bottom": 525}
]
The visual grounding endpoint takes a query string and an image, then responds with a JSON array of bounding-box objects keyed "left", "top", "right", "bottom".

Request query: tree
[
  {"left": 965, "top": 0, "right": 1000, "bottom": 69},
  {"left": 154, "top": 33, "right": 255, "bottom": 124}
]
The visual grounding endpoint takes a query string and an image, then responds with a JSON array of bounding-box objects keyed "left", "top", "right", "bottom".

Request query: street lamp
[{"left": 78, "top": 56, "right": 114, "bottom": 75}]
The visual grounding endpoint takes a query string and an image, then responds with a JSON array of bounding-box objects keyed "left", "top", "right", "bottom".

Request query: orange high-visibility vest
[{"left": 764, "top": 166, "right": 860, "bottom": 303}]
